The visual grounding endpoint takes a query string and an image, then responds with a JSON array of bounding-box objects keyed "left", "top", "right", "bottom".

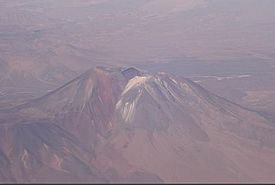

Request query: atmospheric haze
[{"left": 0, "top": 0, "right": 275, "bottom": 183}]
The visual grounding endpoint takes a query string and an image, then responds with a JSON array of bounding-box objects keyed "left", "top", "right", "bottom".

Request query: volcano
[{"left": 1, "top": 66, "right": 275, "bottom": 183}]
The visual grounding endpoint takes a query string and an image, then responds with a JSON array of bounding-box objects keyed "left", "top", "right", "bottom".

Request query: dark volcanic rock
[{"left": 121, "top": 67, "right": 142, "bottom": 80}]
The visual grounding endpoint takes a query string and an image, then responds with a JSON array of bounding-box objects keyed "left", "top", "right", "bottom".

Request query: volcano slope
[{"left": 1, "top": 66, "right": 275, "bottom": 183}]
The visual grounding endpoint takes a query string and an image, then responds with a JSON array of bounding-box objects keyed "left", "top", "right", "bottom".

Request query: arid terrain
[
  {"left": 1, "top": 66, "right": 275, "bottom": 183},
  {"left": 0, "top": 0, "right": 275, "bottom": 183}
]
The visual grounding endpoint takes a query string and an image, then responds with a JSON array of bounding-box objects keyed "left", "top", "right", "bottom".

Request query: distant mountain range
[{"left": 1, "top": 66, "right": 275, "bottom": 183}]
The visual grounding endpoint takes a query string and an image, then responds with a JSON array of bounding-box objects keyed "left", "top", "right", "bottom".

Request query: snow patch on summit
[
  {"left": 116, "top": 88, "right": 143, "bottom": 123},
  {"left": 116, "top": 76, "right": 151, "bottom": 123},
  {"left": 122, "top": 75, "right": 151, "bottom": 95}
]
